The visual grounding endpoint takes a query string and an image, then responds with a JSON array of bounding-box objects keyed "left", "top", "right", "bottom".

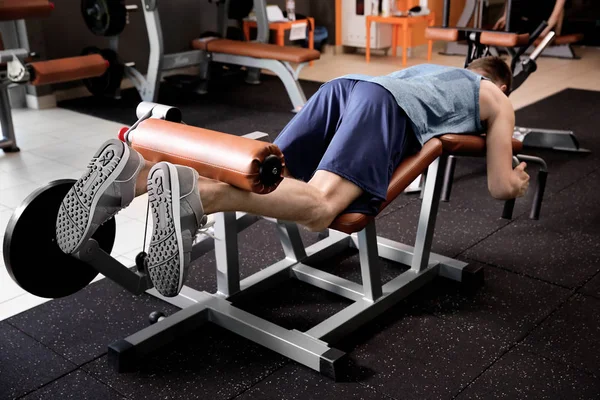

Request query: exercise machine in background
[
  {"left": 441, "top": 0, "right": 584, "bottom": 60},
  {"left": 0, "top": 1, "right": 112, "bottom": 152},
  {"left": 431, "top": 0, "right": 588, "bottom": 153},
  {"left": 80, "top": 0, "right": 319, "bottom": 111}
]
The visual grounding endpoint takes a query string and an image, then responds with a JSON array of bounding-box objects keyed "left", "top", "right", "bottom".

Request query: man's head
[{"left": 466, "top": 56, "right": 513, "bottom": 95}]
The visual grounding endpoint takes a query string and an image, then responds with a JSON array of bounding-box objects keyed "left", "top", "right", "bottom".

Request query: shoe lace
[{"left": 195, "top": 216, "right": 218, "bottom": 240}]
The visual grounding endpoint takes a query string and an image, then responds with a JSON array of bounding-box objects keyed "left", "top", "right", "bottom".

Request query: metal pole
[
  {"left": 140, "top": 0, "right": 163, "bottom": 101},
  {"left": 442, "top": 0, "right": 450, "bottom": 27},
  {"left": 253, "top": 0, "right": 270, "bottom": 43},
  {"left": 505, "top": 0, "right": 512, "bottom": 32},
  {"left": 0, "top": 84, "right": 18, "bottom": 151}
]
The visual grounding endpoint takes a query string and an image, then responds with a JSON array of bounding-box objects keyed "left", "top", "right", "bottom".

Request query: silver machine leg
[
  {"left": 0, "top": 19, "right": 33, "bottom": 153},
  {"left": 245, "top": 0, "right": 270, "bottom": 85},
  {"left": 0, "top": 84, "right": 19, "bottom": 152}
]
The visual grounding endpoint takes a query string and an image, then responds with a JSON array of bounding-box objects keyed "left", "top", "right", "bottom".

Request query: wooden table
[
  {"left": 243, "top": 18, "right": 316, "bottom": 65},
  {"left": 366, "top": 13, "right": 436, "bottom": 66}
]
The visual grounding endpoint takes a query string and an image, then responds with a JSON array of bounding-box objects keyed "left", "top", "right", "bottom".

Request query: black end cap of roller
[{"left": 259, "top": 155, "right": 283, "bottom": 188}]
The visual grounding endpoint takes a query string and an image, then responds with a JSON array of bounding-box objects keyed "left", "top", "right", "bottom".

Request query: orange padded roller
[
  {"left": 29, "top": 54, "right": 108, "bottom": 86},
  {"left": 0, "top": 0, "right": 54, "bottom": 21},
  {"left": 129, "top": 119, "right": 285, "bottom": 194}
]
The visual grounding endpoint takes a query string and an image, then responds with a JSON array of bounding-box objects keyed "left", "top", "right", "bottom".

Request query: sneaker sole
[
  {"left": 56, "top": 139, "right": 130, "bottom": 254},
  {"left": 147, "top": 163, "right": 186, "bottom": 297}
]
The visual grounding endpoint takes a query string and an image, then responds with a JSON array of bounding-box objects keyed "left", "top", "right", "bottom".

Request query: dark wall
[
  {"left": 29, "top": 0, "right": 219, "bottom": 74},
  {"left": 28, "top": 0, "right": 336, "bottom": 73}
]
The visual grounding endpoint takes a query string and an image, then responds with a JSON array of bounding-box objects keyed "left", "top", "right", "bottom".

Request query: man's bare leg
[
  {"left": 130, "top": 166, "right": 363, "bottom": 232},
  {"left": 195, "top": 171, "right": 363, "bottom": 232}
]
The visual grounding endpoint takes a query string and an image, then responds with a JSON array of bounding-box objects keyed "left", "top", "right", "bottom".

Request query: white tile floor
[
  {"left": 0, "top": 45, "right": 598, "bottom": 321},
  {"left": 0, "top": 108, "right": 145, "bottom": 320}
]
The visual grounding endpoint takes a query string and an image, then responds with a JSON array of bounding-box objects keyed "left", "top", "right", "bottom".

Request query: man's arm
[
  {"left": 542, "top": 0, "right": 566, "bottom": 37},
  {"left": 480, "top": 81, "right": 529, "bottom": 200}
]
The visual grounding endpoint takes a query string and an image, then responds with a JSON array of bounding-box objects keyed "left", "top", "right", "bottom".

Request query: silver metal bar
[
  {"left": 411, "top": 156, "right": 446, "bottom": 272},
  {"left": 305, "top": 265, "right": 439, "bottom": 342},
  {"left": 233, "top": 233, "right": 351, "bottom": 301},
  {"left": 530, "top": 31, "right": 556, "bottom": 61},
  {"left": 371, "top": 235, "right": 469, "bottom": 282},
  {"left": 211, "top": 53, "right": 307, "bottom": 111},
  {"left": 208, "top": 296, "right": 333, "bottom": 371},
  {"left": 147, "top": 285, "right": 207, "bottom": 309},
  {"left": 191, "top": 213, "right": 260, "bottom": 260},
  {"left": 236, "top": 258, "right": 296, "bottom": 295},
  {"left": 357, "top": 222, "right": 383, "bottom": 301},
  {"left": 0, "top": 85, "right": 18, "bottom": 151},
  {"left": 283, "top": 61, "right": 307, "bottom": 81},
  {"left": 214, "top": 212, "right": 241, "bottom": 296},
  {"left": 291, "top": 263, "right": 364, "bottom": 302},
  {"left": 525, "top": 43, "right": 577, "bottom": 59},
  {"left": 216, "top": 0, "right": 229, "bottom": 38},
  {"left": 276, "top": 222, "right": 307, "bottom": 261},
  {"left": 161, "top": 51, "right": 208, "bottom": 71},
  {"left": 140, "top": 0, "right": 163, "bottom": 101},
  {"left": 0, "top": 49, "right": 28, "bottom": 63},
  {"left": 301, "top": 233, "right": 352, "bottom": 264},
  {"left": 253, "top": 0, "right": 270, "bottom": 44}
]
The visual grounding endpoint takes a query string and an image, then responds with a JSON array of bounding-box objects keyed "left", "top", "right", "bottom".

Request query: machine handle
[{"left": 530, "top": 170, "right": 547, "bottom": 220}]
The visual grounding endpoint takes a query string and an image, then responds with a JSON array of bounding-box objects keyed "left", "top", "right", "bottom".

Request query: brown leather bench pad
[
  {"left": 192, "top": 38, "right": 320, "bottom": 63},
  {"left": 30, "top": 54, "right": 108, "bottom": 86},
  {"left": 329, "top": 133, "right": 523, "bottom": 234},
  {"left": 130, "top": 119, "right": 285, "bottom": 194},
  {"left": 0, "top": 0, "right": 54, "bottom": 21},
  {"left": 480, "top": 31, "right": 529, "bottom": 47},
  {"left": 439, "top": 134, "right": 523, "bottom": 155},
  {"left": 426, "top": 27, "right": 529, "bottom": 47},
  {"left": 425, "top": 27, "right": 459, "bottom": 42}
]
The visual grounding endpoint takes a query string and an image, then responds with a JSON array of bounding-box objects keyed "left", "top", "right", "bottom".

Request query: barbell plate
[
  {"left": 2, "top": 180, "right": 116, "bottom": 299},
  {"left": 81, "top": 0, "right": 127, "bottom": 37},
  {"left": 81, "top": 47, "right": 125, "bottom": 97}
]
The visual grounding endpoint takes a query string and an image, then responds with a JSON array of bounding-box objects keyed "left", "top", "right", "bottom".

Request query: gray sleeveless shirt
[{"left": 337, "top": 64, "right": 486, "bottom": 145}]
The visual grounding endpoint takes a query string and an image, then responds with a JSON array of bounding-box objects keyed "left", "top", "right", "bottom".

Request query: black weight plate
[
  {"left": 81, "top": 47, "right": 125, "bottom": 97},
  {"left": 2, "top": 180, "right": 116, "bottom": 299},
  {"left": 81, "top": 0, "right": 127, "bottom": 37}
]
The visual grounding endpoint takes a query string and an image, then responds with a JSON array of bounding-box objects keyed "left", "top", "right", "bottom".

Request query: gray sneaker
[
  {"left": 56, "top": 138, "right": 145, "bottom": 254},
  {"left": 146, "top": 162, "right": 206, "bottom": 297}
]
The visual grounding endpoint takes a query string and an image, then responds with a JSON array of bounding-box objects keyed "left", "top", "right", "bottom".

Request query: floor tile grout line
[
  {"left": 519, "top": 346, "right": 600, "bottom": 380},
  {"left": 228, "top": 362, "right": 290, "bottom": 400},
  {"left": 465, "top": 257, "right": 596, "bottom": 291},
  {"left": 14, "top": 366, "right": 81, "bottom": 400},
  {"left": 450, "top": 286, "right": 579, "bottom": 399},
  {"left": 451, "top": 263, "right": 600, "bottom": 398},
  {"left": 75, "top": 355, "right": 137, "bottom": 400}
]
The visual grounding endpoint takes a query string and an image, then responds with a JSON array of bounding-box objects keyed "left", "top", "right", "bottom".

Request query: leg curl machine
[
  {"left": 0, "top": 0, "right": 112, "bottom": 152},
  {"left": 4, "top": 101, "right": 538, "bottom": 379}
]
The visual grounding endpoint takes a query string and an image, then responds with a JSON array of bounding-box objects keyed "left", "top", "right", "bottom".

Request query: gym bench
[
  {"left": 3, "top": 101, "right": 545, "bottom": 380},
  {"left": 191, "top": 37, "right": 320, "bottom": 112}
]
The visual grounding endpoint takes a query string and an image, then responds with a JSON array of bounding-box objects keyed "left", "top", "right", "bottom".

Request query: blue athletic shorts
[{"left": 274, "top": 79, "right": 420, "bottom": 215}]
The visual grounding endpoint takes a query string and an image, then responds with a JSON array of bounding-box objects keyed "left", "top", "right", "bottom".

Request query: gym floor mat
[{"left": 1, "top": 87, "right": 597, "bottom": 400}]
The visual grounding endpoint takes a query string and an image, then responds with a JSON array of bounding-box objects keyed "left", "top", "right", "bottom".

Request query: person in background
[{"left": 493, "top": 0, "right": 565, "bottom": 37}]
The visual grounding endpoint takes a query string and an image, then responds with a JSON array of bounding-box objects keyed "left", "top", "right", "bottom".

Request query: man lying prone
[{"left": 56, "top": 56, "right": 529, "bottom": 298}]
